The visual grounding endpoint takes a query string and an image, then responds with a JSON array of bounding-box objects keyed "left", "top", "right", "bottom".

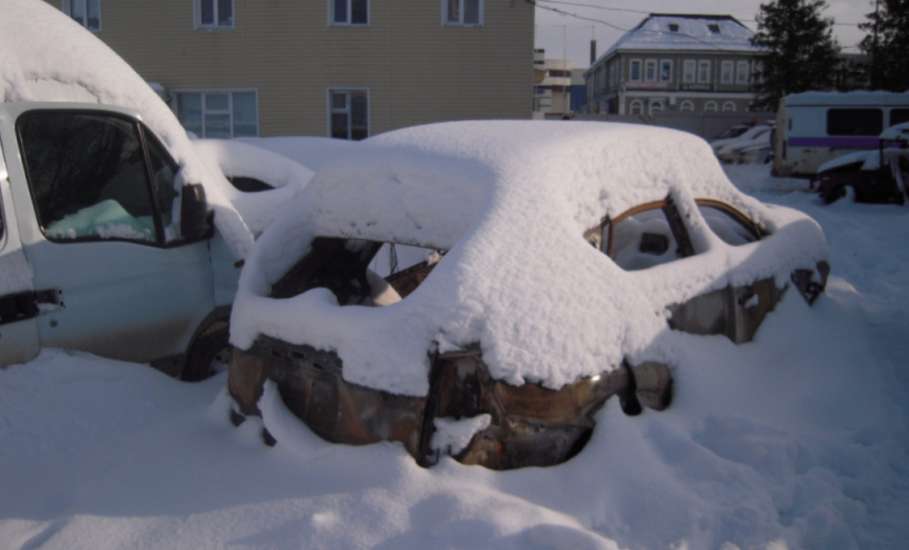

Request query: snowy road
[{"left": 1, "top": 166, "right": 907, "bottom": 549}]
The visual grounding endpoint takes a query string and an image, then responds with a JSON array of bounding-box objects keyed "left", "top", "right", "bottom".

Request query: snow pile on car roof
[
  {"left": 192, "top": 139, "right": 315, "bottom": 234},
  {"left": 0, "top": 0, "right": 254, "bottom": 257},
  {"left": 231, "top": 121, "right": 828, "bottom": 396}
]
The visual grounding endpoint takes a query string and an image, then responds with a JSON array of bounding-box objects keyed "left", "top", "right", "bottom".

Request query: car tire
[{"left": 182, "top": 318, "right": 231, "bottom": 382}]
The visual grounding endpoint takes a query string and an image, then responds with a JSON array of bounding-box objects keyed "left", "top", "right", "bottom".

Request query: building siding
[{"left": 48, "top": 0, "right": 534, "bottom": 136}]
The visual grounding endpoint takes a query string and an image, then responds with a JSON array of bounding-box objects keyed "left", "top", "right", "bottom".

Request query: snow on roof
[
  {"left": 602, "top": 14, "right": 759, "bottom": 58},
  {"left": 230, "top": 121, "right": 828, "bottom": 397},
  {"left": 785, "top": 91, "right": 909, "bottom": 107},
  {"left": 0, "top": 0, "right": 255, "bottom": 258}
]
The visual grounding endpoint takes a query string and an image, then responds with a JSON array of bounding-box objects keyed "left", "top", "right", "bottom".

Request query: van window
[
  {"left": 827, "top": 109, "right": 883, "bottom": 136},
  {"left": 18, "top": 111, "right": 159, "bottom": 243},
  {"left": 141, "top": 128, "right": 180, "bottom": 237},
  {"left": 891, "top": 109, "right": 909, "bottom": 127}
]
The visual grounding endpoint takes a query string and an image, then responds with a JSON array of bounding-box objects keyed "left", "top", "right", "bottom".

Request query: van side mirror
[{"left": 181, "top": 183, "right": 212, "bottom": 241}]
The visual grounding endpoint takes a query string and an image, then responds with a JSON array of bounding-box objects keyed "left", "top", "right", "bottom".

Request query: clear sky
[{"left": 535, "top": 0, "right": 874, "bottom": 69}]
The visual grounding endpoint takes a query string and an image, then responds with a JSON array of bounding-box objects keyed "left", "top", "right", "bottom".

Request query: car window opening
[
  {"left": 268, "top": 237, "right": 444, "bottom": 307},
  {"left": 598, "top": 199, "right": 763, "bottom": 271}
]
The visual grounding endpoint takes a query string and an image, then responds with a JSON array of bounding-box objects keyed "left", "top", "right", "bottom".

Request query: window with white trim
[
  {"left": 332, "top": 0, "right": 368, "bottom": 25},
  {"left": 659, "top": 60, "right": 672, "bottom": 82},
  {"left": 644, "top": 59, "right": 657, "bottom": 81},
  {"left": 195, "top": 0, "right": 234, "bottom": 29},
  {"left": 628, "top": 99, "right": 644, "bottom": 116},
  {"left": 720, "top": 60, "right": 734, "bottom": 85},
  {"left": 629, "top": 59, "right": 642, "bottom": 81},
  {"left": 682, "top": 60, "right": 697, "bottom": 83},
  {"left": 445, "top": 0, "right": 482, "bottom": 26},
  {"left": 174, "top": 90, "right": 257, "bottom": 138},
  {"left": 329, "top": 89, "right": 369, "bottom": 140},
  {"left": 697, "top": 60, "right": 712, "bottom": 84},
  {"left": 680, "top": 100, "right": 695, "bottom": 112},
  {"left": 62, "top": 0, "right": 101, "bottom": 31},
  {"left": 735, "top": 60, "right": 751, "bottom": 85},
  {"left": 704, "top": 100, "right": 718, "bottom": 112},
  {"left": 722, "top": 101, "right": 737, "bottom": 112}
]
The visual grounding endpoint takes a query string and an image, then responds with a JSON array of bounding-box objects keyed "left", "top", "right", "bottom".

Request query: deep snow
[{"left": 1, "top": 165, "right": 908, "bottom": 549}]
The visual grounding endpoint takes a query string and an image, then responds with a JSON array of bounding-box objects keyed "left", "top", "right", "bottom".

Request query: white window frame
[
  {"left": 735, "top": 60, "right": 751, "bottom": 85},
  {"left": 330, "top": 0, "right": 370, "bottom": 26},
  {"left": 679, "top": 100, "right": 695, "bottom": 112},
  {"left": 720, "top": 60, "right": 734, "bottom": 85},
  {"left": 194, "top": 0, "right": 236, "bottom": 30},
  {"left": 659, "top": 59, "right": 673, "bottom": 83},
  {"left": 649, "top": 99, "right": 665, "bottom": 116},
  {"left": 327, "top": 88, "right": 371, "bottom": 140},
  {"left": 682, "top": 60, "right": 697, "bottom": 84},
  {"left": 629, "top": 59, "right": 642, "bottom": 82},
  {"left": 697, "top": 60, "right": 712, "bottom": 84},
  {"left": 61, "top": 0, "right": 101, "bottom": 32},
  {"left": 173, "top": 89, "right": 259, "bottom": 138},
  {"left": 704, "top": 100, "right": 718, "bottom": 113},
  {"left": 442, "top": 0, "right": 484, "bottom": 27},
  {"left": 644, "top": 59, "right": 657, "bottom": 82},
  {"left": 628, "top": 99, "right": 644, "bottom": 116},
  {"left": 722, "top": 101, "right": 737, "bottom": 112}
]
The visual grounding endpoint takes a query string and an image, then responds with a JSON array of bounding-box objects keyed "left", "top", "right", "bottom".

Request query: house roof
[{"left": 595, "top": 13, "right": 759, "bottom": 66}]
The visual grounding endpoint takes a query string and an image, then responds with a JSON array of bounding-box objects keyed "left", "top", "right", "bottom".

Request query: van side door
[
  {"left": 14, "top": 109, "right": 215, "bottom": 364},
  {"left": 0, "top": 131, "right": 41, "bottom": 366}
]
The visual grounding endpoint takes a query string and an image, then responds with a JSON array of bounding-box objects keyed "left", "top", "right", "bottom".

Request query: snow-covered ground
[{"left": 2, "top": 165, "right": 908, "bottom": 549}]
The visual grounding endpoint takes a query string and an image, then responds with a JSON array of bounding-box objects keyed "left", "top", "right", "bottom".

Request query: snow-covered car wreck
[
  {"left": 813, "top": 123, "right": 909, "bottom": 205},
  {"left": 227, "top": 121, "right": 830, "bottom": 470}
]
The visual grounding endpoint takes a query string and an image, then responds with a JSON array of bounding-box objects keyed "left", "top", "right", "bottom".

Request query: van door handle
[{"left": 0, "top": 289, "right": 64, "bottom": 325}]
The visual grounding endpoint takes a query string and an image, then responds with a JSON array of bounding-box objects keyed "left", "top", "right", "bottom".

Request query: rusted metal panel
[{"left": 228, "top": 338, "right": 673, "bottom": 470}]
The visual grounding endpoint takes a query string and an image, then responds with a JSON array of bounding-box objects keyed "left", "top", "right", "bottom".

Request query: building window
[
  {"left": 329, "top": 89, "right": 369, "bottom": 140},
  {"left": 722, "top": 101, "right": 737, "bottom": 112},
  {"left": 720, "top": 60, "right": 734, "bottom": 85},
  {"left": 628, "top": 99, "right": 644, "bottom": 116},
  {"left": 680, "top": 100, "right": 695, "bottom": 112},
  {"left": 629, "top": 59, "right": 642, "bottom": 81},
  {"left": 704, "top": 100, "right": 718, "bottom": 112},
  {"left": 174, "top": 90, "right": 258, "bottom": 138},
  {"left": 649, "top": 100, "right": 665, "bottom": 116},
  {"left": 736, "top": 60, "right": 751, "bottom": 85},
  {"left": 332, "top": 0, "right": 369, "bottom": 25},
  {"left": 445, "top": 0, "right": 483, "bottom": 26},
  {"left": 62, "top": 0, "right": 101, "bottom": 31},
  {"left": 659, "top": 60, "right": 672, "bottom": 82},
  {"left": 683, "top": 60, "right": 697, "bottom": 84},
  {"left": 697, "top": 60, "right": 712, "bottom": 84},
  {"left": 644, "top": 59, "right": 657, "bottom": 82},
  {"left": 195, "top": 0, "right": 234, "bottom": 29}
]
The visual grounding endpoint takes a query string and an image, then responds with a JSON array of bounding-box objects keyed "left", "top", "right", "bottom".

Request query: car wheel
[{"left": 182, "top": 319, "right": 231, "bottom": 382}]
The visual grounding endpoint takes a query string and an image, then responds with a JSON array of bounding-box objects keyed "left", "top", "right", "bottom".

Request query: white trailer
[{"left": 773, "top": 91, "right": 909, "bottom": 177}]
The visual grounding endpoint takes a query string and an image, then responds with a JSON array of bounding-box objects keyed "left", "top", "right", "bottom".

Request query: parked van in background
[{"left": 773, "top": 91, "right": 909, "bottom": 177}]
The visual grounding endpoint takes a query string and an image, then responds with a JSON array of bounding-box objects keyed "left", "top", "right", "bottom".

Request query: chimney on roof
[{"left": 590, "top": 40, "right": 597, "bottom": 65}]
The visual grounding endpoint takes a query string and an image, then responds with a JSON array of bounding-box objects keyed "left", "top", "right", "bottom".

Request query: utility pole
[{"left": 872, "top": 0, "right": 880, "bottom": 89}]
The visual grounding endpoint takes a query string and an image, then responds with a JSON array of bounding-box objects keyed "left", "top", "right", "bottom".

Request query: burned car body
[{"left": 227, "top": 121, "right": 830, "bottom": 470}]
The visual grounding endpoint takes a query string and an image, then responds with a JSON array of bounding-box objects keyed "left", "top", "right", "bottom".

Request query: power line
[
  {"left": 530, "top": 0, "right": 729, "bottom": 51},
  {"left": 536, "top": 0, "right": 864, "bottom": 28}
]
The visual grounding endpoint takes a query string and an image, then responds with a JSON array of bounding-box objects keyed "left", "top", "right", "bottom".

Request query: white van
[
  {"left": 773, "top": 91, "right": 909, "bottom": 177},
  {"left": 0, "top": 102, "right": 241, "bottom": 378}
]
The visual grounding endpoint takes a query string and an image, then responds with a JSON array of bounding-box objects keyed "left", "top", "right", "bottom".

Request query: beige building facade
[{"left": 49, "top": 0, "right": 534, "bottom": 138}]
